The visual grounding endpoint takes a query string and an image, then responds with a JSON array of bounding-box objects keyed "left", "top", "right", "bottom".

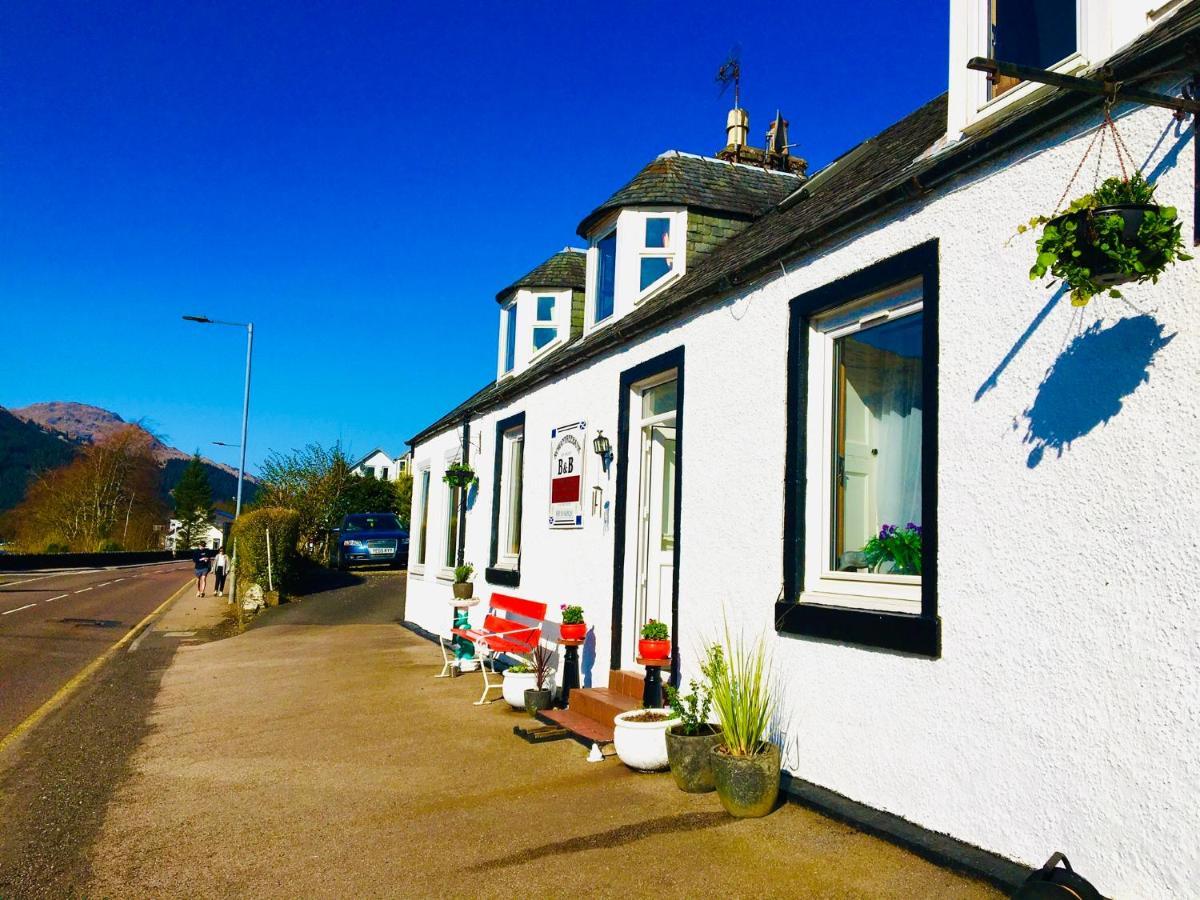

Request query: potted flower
[
  {"left": 523, "top": 644, "right": 556, "bottom": 718},
  {"left": 664, "top": 656, "right": 723, "bottom": 793},
  {"left": 613, "top": 707, "right": 680, "bottom": 772},
  {"left": 443, "top": 461, "right": 476, "bottom": 489},
  {"left": 637, "top": 619, "right": 670, "bottom": 660},
  {"left": 452, "top": 562, "right": 474, "bottom": 600},
  {"left": 862, "top": 523, "right": 922, "bottom": 576},
  {"left": 560, "top": 604, "right": 586, "bottom": 641},
  {"left": 708, "top": 629, "right": 779, "bottom": 818},
  {"left": 1025, "top": 173, "right": 1191, "bottom": 307},
  {"left": 502, "top": 662, "right": 540, "bottom": 709}
]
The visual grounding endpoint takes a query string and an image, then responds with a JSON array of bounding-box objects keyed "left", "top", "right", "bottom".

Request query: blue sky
[{"left": 1, "top": 1, "right": 948, "bottom": 474}]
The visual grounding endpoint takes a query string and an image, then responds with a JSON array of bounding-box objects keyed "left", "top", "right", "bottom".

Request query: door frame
[{"left": 611, "top": 346, "right": 684, "bottom": 683}]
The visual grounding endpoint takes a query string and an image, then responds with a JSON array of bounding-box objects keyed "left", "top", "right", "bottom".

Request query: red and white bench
[{"left": 440, "top": 593, "right": 547, "bottom": 705}]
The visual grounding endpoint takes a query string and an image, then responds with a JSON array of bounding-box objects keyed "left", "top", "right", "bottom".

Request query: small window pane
[
  {"left": 537, "top": 296, "right": 555, "bottom": 321},
  {"left": 533, "top": 326, "right": 556, "bottom": 350},
  {"left": 831, "top": 313, "right": 923, "bottom": 575},
  {"left": 991, "top": 0, "right": 1076, "bottom": 97},
  {"left": 645, "top": 218, "right": 671, "bottom": 249},
  {"left": 505, "top": 436, "right": 523, "bottom": 557},
  {"left": 596, "top": 232, "right": 616, "bottom": 322},
  {"left": 660, "top": 432, "right": 675, "bottom": 551},
  {"left": 504, "top": 306, "right": 516, "bottom": 373},
  {"left": 641, "top": 378, "right": 677, "bottom": 418},
  {"left": 640, "top": 256, "right": 673, "bottom": 291}
]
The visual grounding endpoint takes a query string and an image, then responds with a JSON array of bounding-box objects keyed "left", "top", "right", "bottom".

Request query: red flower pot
[
  {"left": 638, "top": 638, "right": 671, "bottom": 660},
  {"left": 560, "top": 622, "right": 587, "bottom": 642}
]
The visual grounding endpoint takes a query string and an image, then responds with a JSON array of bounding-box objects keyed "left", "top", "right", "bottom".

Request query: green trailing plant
[
  {"left": 452, "top": 562, "right": 474, "bottom": 584},
  {"left": 1022, "top": 173, "right": 1190, "bottom": 306},
  {"left": 705, "top": 630, "right": 774, "bottom": 758},
  {"left": 862, "top": 522, "right": 922, "bottom": 576},
  {"left": 665, "top": 671, "right": 714, "bottom": 736},
  {"left": 640, "top": 619, "right": 669, "bottom": 640},
  {"left": 561, "top": 604, "right": 585, "bottom": 624},
  {"left": 443, "top": 462, "right": 476, "bottom": 489}
]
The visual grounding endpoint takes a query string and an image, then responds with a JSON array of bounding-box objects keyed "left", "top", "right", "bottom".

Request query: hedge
[{"left": 229, "top": 507, "right": 302, "bottom": 592}]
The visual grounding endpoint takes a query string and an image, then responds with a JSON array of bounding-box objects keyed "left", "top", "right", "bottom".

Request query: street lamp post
[{"left": 184, "top": 315, "right": 254, "bottom": 612}]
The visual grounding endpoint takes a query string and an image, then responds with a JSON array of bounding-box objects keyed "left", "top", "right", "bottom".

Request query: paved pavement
[
  {"left": 0, "top": 561, "right": 194, "bottom": 740},
  {"left": 16, "top": 571, "right": 998, "bottom": 899}
]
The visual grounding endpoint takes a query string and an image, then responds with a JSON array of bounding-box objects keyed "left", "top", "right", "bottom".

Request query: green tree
[
  {"left": 394, "top": 470, "right": 413, "bottom": 530},
  {"left": 173, "top": 453, "right": 213, "bottom": 549}
]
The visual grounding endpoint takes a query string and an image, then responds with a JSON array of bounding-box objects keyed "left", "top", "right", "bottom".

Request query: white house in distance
[
  {"left": 351, "top": 448, "right": 410, "bottom": 482},
  {"left": 405, "top": 2, "right": 1200, "bottom": 895},
  {"left": 166, "top": 509, "right": 233, "bottom": 551}
]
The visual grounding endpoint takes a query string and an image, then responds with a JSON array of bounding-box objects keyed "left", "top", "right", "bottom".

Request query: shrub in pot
[
  {"left": 452, "top": 562, "right": 474, "bottom": 600},
  {"left": 1025, "top": 173, "right": 1191, "bottom": 307},
  {"left": 523, "top": 645, "right": 556, "bottom": 718},
  {"left": 637, "top": 618, "right": 670, "bottom": 660},
  {"left": 502, "top": 663, "right": 538, "bottom": 709},
  {"left": 664, "top": 665, "right": 723, "bottom": 793},
  {"left": 613, "top": 708, "right": 680, "bottom": 772},
  {"left": 707, "top": 633, "right": 780, "bottom": 818},
  {"left": 560, "top": 603, "right": 586, "bottom": 641}
]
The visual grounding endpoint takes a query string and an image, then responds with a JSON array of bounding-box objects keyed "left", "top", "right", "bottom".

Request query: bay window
[
  {"left": 639, "top": 217, "right": 674, "bottom": 292},
  {"left": 595, "top": 230, "right": 616, "bottom": 323}
]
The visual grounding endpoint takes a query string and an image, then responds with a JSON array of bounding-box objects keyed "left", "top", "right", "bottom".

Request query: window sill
[
  {"left": 485, "top": 566, "right": 520, "bottom": 588},
  {"left": 775, "top": 601, "right": 940, "bottom": 658},
  {"left": 435, "top": 570, "right": 455, "bottom": 583},
  {"left": 964, "top": 52, "right": 1089, "bottom": 134},
  {"left": 409, "top": 565, "right": 425, "bottom": 577}
]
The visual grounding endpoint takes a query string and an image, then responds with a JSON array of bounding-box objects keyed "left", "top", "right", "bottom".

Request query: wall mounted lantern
[{"left": 593, "top": 430, "right": 613, "bottom": 474}]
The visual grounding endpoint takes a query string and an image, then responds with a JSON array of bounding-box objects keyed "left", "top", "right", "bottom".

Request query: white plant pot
[
  {"left": 613, "top": 708, "right": 680, "bottom": 772},
  {"left": 502, "top": 670, "right": 543, "bottom": 709}
]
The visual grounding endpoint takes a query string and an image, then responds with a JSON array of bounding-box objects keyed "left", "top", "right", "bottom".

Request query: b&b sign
[{"left": 549, "top": 421, "right": 586, "bottom": 528}]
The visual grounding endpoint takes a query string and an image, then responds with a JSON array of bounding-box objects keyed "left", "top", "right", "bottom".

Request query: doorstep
[{"left": 537, "top": 669, "right": 646, "bottom": 744}]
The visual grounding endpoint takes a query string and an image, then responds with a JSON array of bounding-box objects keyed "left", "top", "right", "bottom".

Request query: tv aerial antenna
[{"left": 716, "top": 46, "right": 742, "bottom": 109}]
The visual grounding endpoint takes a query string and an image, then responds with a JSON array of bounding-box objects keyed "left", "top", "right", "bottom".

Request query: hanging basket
[{"left": 442, "top": 463, "right": 476, "bottom": 489}]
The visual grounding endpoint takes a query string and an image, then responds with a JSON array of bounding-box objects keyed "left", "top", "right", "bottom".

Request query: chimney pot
[{"left": 726, "top": 107, "right": 749, "bottom": 148}]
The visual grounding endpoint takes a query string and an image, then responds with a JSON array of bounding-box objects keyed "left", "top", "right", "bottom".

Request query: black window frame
[
  {"left": 778, "top": 240, "right": 941, "bottom": 658},
  {"left": 486, "top": 411, "right": 526, "bottom": 588}
]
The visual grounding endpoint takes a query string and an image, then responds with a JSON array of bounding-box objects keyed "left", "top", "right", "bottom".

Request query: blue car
[{"left": 336, "top": 512, "right": 409, "bottom": 569}]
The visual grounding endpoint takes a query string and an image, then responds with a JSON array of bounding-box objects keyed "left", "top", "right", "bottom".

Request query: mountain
[{"left": 1, "top": 402, "right": 257, "bottom": 512}]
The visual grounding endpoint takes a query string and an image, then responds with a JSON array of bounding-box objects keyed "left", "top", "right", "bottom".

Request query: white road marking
[
  {"left": 113, "top": 577, "right": 125, "bottom": 582},
  {"left": 163, "top": 630, "right": 197, "bottom": 637},
  {"left": 74, "top": 587, "right": 92, "bottom": 594},
  {"left": 96, "top": 581, "right": 112, "bottom": 588},
  {"left": 2, "top": 604, "right": 36, "bottom": 615},
  {"left": 46, "top": 594, "right": 68, "bottom": 603}
]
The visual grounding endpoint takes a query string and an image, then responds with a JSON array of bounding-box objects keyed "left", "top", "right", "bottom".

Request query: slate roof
[
  {"left": 495, "top": 249, "right": 587, "bottom": 305},
  {"left": 410, "top": 2, "right": 1200, "bottom": 447},
  {"left": 576, "top": 152, "right": 802, "bottom": 236}
]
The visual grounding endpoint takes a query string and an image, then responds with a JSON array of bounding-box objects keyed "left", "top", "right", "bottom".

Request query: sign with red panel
[{"left": 549, "top": 421, "right": 586, "bottom": 528}]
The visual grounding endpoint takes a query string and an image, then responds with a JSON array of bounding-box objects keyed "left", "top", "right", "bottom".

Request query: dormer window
[
  {"left": 503, "top": 302, "right": 517, "bottom": 374},
  {"left": 595, "top": 230, "right": 616, "bottom": 323},
  {"left": 989, "top": 0, "right": 1077, "bottom": 98},
  {"left": 533, "top": 295, "right": 557, "bottom": 351},
  {"left": 639, "top": 217, "right": 674, "bottom": 291}
]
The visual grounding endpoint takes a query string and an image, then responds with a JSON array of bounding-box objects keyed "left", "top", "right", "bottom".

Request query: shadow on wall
[{"left": 1021, "top": 314, "right": 1174, "bottom": 468}]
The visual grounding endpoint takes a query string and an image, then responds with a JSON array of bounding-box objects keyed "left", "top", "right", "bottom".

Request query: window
[
  {"left": 639, "top": 217, "right": 675, "bottom": 293},
  {"left": 444, "top": 483, "right": 461, "bottom": 569},
  {"left": 381, "top": 467, "right": 389, "bottom": 481},
  {"left": 989, "top": 0, "right": 1077, "bottom": 98},
  {"left": 503, "top": 303, "right": 517, "bottom": 374},
  {"left": 533, "top": 295, "right": 557, "bottom": 351},
  {"left": 488, "top": 412, "right": 525, "bottom": 585},
  {"left": 780, "top": 242, "right": 939, "bottom": 658},
  {"left": 415, "top": 468, "right": 430, "bottom": 567},
  {"left": 595, "top": 231, "right": 616, "bottom": 323},
  {"left": 363, "top": 466, "right": 375, "bottom": 478}
]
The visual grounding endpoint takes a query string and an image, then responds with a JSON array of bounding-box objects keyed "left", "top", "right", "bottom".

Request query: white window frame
[
  {"left": 500, "top": 301, "right": 518, "bottom": 377},
  {"left": 590, "top": 222, "right": 618, "bottom": 328},
  {"left": 633, "top": 209, "right": 685, "bottom": 304},
  {"left": 496, "top": 425, "right": 524, "bottom": 569},
  {"left": 412, "top": 464, "right": 431, "bottom": 573},
  {"left": 801, "top": 281, "right": 924, "bottom": 614},
  {"left": 529, "top": 293, "right": 562, "bottom": 360}
]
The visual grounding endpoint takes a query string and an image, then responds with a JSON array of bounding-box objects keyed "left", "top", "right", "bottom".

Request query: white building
[
  {"left": 351, "top": 448, "right": 410, "bottom": 482},
  {"left": 406, "top": 3, "right": 1200, "bottom": 895},
  {"left": 166, "top": 509, "right": 232, "bottom": 551}
]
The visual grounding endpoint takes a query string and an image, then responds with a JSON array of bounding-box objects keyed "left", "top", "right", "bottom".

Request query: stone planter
[
  {"left": 710, "top": 742, "right": 781, "bottom": 818},
  {"left": 524, "top": 687, "right": 553, "bottom": 718},
  {"left": 502, "top": 670, "right": 538, "bottom": 709},
  {"left": 612, "top": 708, "right": 680, "bottom": 772},
  {"left": 452, "top": 582, "right": 473, "bottom": 600},
  {"left": 665, "top": 724, "right": 724, "bottom": 793}
]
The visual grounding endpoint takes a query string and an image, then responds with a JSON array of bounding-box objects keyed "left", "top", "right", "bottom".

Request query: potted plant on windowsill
[
  {"left": 613, "top": 708, "right": 680, "bottom": 772},
  {"left": 452, "top": 562, "right": 474, "bottom": 600},
  {"left": 708, "top": 629, "right": 779, "bottom": 818},
  {"left": 1024, "top": 173, "right": 1191, "bottom": 307},
  {"left": 523, "top": 644, "right": 556, "bottom": 718},
  {"left": 664, "top": 659, "right": 723, "bottom": 793},
  {"left": 443, "top": 461, "right": 476, "bottom": 490},
  {"left": 637, "top": 619, "right": 670, "bottom": 660},
  {"left": 560, "top": 604, "right": 586, "bottom": 641},
  {"left": 862, "top": 523, "right": 922, "bottom": 576}
]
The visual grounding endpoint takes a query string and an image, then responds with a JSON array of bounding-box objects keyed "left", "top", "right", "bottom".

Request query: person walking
[
  {"left": 193, "top": 547, "right": 212, "bottom": 597},
  {"left": 213, "top": 547, "right": 229, "bottom": 597}
]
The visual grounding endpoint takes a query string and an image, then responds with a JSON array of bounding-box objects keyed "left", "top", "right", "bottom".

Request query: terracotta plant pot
[
  {"left": 524, "top": 688, "right": 553, "bottom": 718},
  {"left": 452, "top": 582, "right": 473, "bottom": 600},
  {"left": 710, "top": 741, "right": 781, "bottom": 818},
  {"left": 637, "top": 638, "right": 671, "bottom": 660},
  {"left": 560, "top": 622, "right": 587, "bottom": 641},
  {"left": 665, "top": 724, "right": 724, "bottom": 793}
]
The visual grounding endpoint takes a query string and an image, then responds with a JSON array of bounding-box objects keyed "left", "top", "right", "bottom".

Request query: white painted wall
[
  {"left": 408, "top": 88, "right": 1198, "bottom": 896},
  {"left": 353, "top": 449, "right": 401, "bottom": 482}
]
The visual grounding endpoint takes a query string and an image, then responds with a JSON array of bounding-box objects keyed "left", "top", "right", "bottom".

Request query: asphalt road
[{"left": 0, "top": 561, "right": 193, "bottom": 740}]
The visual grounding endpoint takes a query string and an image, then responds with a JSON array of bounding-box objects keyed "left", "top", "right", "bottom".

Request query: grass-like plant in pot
[
  {"left": 664, "top": 653, "right": 724, "bottom": 793},
  {"left": 523, "top": 644, "right": 556, "bottom": 718},
  {"left": 708, "top": 628, "right": 779, "bottom": 818},
  {"left": 560, "top": 604, "right": 586, "bottom": 642},
  {"left": 638, "top": 618, "right": 670, "bottom": 660},
  {"left": 1025, "top": 173, "right": 1191, "bottom": 307},
  {"left": 451, "top": 562, "right": 474, "bottom": 600}
]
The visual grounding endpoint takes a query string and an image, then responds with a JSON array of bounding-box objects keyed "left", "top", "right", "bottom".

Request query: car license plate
[{"left": 368, "top": 546, "right": 393, "bottom": 555}]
